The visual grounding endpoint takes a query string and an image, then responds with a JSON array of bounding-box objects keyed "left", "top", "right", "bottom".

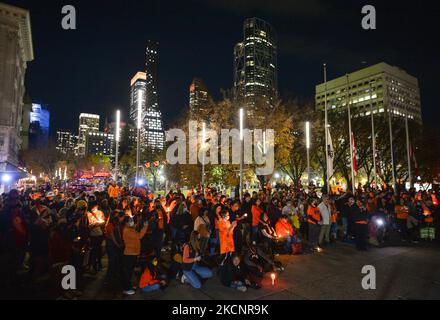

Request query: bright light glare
[
  {"left": 239, "top": 108, "right": 244, "bottom": 141},
  {"left": 137, "top": 91, "right": 143, "bottom": 129},
  {"left": 263, "top": 131, "right": 266, "bottom": 154},
  {"left": 202, "top": 122, "right": 206, "bottom": 147},
  {"left": 306, "top": 121, "right": 310, "bottom": 149},
  {"left": 376, "top": 218, "right": 384, "bottom": 226},
  {"left": 137, "top": 178, "right": 145, "bottom": 186},
  {"left": 116, "top": 110, "right": 121, "bottom": 142},
  {"left": 1, "top": 174, "right": 12, "bottom": 183}
]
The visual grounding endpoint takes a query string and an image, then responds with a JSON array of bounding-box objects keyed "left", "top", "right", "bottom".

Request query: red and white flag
[{"left": 351, "top": 132, "right": 358, "bottom": 175}]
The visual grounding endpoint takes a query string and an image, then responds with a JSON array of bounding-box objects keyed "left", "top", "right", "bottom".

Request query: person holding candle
[{"left": 87, "top": 200, "right": 106, "bottom": 273}]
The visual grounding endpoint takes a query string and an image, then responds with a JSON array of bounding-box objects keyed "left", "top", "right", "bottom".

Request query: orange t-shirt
[
  {"left": 395, "top": 205, "right": 409, "bottom": 220},
  {"left": 307, "top": 206, "right": 321, "bottom": 224},
  {"left": 251, "top": 205, "right": 263, "bottom": 227},
  {"left": 275, "top": 219, "right": 294, "bottom": 237},
  {"left": 218, "top": 219, "right": 235, "bottom": 254},
  {"left": 139, "top": 268, "right": 160, "bottom": 289}
]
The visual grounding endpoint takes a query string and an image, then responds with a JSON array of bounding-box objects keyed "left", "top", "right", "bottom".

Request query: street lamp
[
  {"left": 114, "top": 109, "right": 121, "bottom": 182},
  {"left": 305, "top": 121, "right": 311, "bottom": 186},
  {"left": 1, "top": 173, "right": 12, "bottom": 183},
  {"left": 136, "top": 91, "right": 143, "bottom": 185},
  {"left": 201, "top": 122, "right": 206, "bottom": 193},
  {"left": 239, "top": 108, "right": 244, "bottom": 200}
]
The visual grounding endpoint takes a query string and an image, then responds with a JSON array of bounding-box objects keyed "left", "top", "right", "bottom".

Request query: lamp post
[
  {"left": 114, "top": 109, "right": 120, "bottom": 183},
  {"left": 306, "top": 121, "right": 311, "bottom": 187},
  {"left": 239, "top": 108, "right": 244, "bottom": 200},
  {"left": 136, "top": 90, "right": 143, "bottom": 185}
]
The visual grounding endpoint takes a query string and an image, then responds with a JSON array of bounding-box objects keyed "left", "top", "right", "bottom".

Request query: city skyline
[{"left": 4, "top": 0, "right": 440, "bottom": 134}]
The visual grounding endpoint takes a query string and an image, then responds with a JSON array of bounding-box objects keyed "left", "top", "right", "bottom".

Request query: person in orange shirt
[
  {"left": 394, "top": 198, "right": 409, "bottom": 241},
  {"left": 275, "top": 215, "right": 294, "bottom": 254},
  {"left": 108, "top": 181, "right": 120, "bottom": 199},
  {"left": 218, "top": 209, "right": 237, "bottom": 265},
  {"left": 122, "top": 215, "right": 148, "bottom": 295},
  {"left": 307, "top": 198, "right": 321, "bottom": 251},
  {"left": 139, "top": 257, "right": 167, "bottom": 293},
  {"left": 251, "top": 199, "right": 264, "bottom": 244}
]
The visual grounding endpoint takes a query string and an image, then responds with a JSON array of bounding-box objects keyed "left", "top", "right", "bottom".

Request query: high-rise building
[
  {"left": 189, "top": 78, "right": 210, "bottom": 117},
  {"left": 234, "top": 17, "right": 278, "bottom": 113},
  {"left": 56, "top": 130, "right": 76, "bottom": 155},
  {"left": 315, "top": 62, "right": 422, "bottom": 124},
  {"left": 77, "top": 113, "right": 100, "bottom": 156},
  {"left": 144, "top": 40, "right": 165, "bottom": 150},
  {"left": 0, "top": 3, "right": 34, "bottom": 178},
  {"left": 85, "top": 131, "right": 114, "bottom": 158},
  {"left": 29, "top": 103, "right": 50, "bottom": 149},
  {"left": 129, "top": 71, "right": 147, "bottom": 129}
]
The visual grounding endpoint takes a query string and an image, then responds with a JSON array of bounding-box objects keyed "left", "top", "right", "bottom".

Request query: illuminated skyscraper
[
  {"left": 85, "top": 131, "right": 114, "bottom": 158},
  {"left": 56, "top": 130, "right": 76, "bottom": 155},
  {"left": 142, "top": 40, "right": 165, "bottom": 149},
  {"left": 129, "top": 71, "right": 147, "bottom": 145},
  {"left": 29, "top": 103, "right": 50, "bottom": 149},
  {"left": 77, "top": 113, "right": 100, "bottom": 156},
  {"left": 144, "top": 40, "right": 165, "bottom": 150},
  {"left": 234, "top": 18, "right": 278, "bottom": 113},
  {"left": 189, "top": 78, "right": 209, "bottom": 118}
]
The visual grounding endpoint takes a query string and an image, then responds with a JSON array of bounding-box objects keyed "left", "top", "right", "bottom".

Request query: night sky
[{"left": 6, "top": 0, "right": 440, "bottom": 134}]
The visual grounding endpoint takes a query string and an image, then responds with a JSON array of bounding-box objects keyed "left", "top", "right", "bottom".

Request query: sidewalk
[{"left": 79, "top": 241, "right": 440, "bottom": 300}]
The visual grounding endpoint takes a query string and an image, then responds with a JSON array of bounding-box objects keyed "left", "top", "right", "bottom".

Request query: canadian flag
[{"left": 351, "top": 132, "right": 358, "bottom": 175}]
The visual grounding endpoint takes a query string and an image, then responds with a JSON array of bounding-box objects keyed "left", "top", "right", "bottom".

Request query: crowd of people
[{"left": 0, "top": 181, "right": 438, "bottom": 298}]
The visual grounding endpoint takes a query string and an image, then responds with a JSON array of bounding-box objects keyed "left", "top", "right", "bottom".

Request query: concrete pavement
[{"left": 81, "top": 241, "right": 440, "bottom": 300}]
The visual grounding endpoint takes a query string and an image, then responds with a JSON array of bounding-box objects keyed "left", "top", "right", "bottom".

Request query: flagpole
[
  {"left": 239, "top": 108, "right": 244, "bottom": 200},
  {"left": 324, "top": 63, "right": 330, "bottom": 194},
  {"left": 114, "top": 109, "right": 120, "bottom": 183},
  {"left": 202, "top": 122, "right": 206, "bottom": 193},
  {"left": 405, "top": 115, "right": 412, "bottom": 188},
  {"left": 306, "top": 121, "right": 311, "bottom": 186},
  {"left": 369, "top": 82, "right": 377, "bottom": 187},
  {"left": 388, "top": 110, "right": 397, "bottom": 193},
  {"left": 346, "top": 74, "right": 356, "bottom": 194}
]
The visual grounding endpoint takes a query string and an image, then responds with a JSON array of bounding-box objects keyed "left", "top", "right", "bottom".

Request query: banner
[{"left": 351, "top": 132, "right": 358, "bottom": 175}]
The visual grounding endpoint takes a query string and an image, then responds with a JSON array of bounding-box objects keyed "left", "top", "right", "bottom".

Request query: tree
[{"left": 20, "top": 142, "right": 61, "bottom": 176}]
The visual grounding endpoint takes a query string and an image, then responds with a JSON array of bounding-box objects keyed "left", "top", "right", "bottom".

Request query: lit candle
[{"left": 271, "top": 273, "right": 276, "bottom": 286}]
